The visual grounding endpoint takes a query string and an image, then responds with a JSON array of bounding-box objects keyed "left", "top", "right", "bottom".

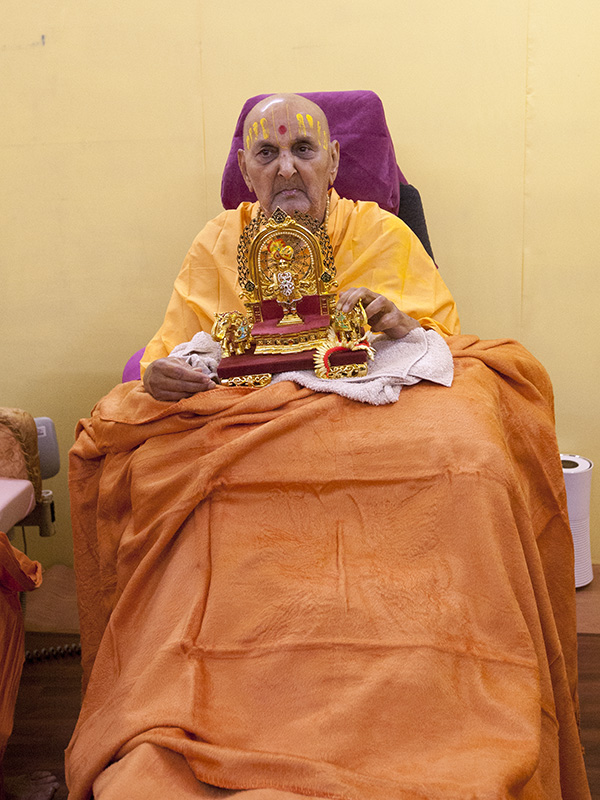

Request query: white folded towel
[
  {"left": 169, "top": 334, "right": 222, "bottom": 378},
  {"left": 271, "top": 328, "right": 453, "bottom": 404},
  {"left": 169, "top": 328, "right": 453, "bottom": 406}
]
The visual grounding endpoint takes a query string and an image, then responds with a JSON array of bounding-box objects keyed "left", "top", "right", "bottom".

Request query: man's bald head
[
  {"left": 238, "top": 93, "right": 340, "bottom": 221},
  {"left": 242, "top": 94, "right": 332, "bottom": 152}
]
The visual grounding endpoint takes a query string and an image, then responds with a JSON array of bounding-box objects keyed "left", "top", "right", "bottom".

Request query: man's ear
[
  {"left": 329, "top": 140, "right": 340, "bottom": 185},
  {"left": 237, "top": 149, "right": 254, "bottom": 192}
]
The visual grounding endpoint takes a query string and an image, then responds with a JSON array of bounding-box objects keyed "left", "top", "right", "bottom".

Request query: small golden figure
[
  {"left": 211, "top": 311, "right": 253, "bottom": 358},
  {"left": 331, "top": 302, "right": 368, "bottom": 347}
]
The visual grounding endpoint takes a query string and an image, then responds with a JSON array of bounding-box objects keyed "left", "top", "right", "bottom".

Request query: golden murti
[{"left": 211, "top": 203, "right": 374, "bottom": 386}]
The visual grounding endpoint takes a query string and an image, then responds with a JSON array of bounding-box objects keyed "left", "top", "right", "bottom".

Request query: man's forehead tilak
[{"left": 244, "top": 101, "right": 329, "bottom": 152}]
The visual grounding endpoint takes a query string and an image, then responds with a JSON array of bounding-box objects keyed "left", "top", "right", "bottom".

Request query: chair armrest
[{"left": 0, "top": 477, "right": 36, "bottom": 532}]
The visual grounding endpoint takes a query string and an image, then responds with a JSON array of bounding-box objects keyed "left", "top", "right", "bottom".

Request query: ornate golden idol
[{"left": 211, "top": 207, "right": 373, "bottom": 387}]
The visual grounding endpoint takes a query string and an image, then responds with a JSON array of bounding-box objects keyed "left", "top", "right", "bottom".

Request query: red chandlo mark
[{"left": 278, "top": 125, "right": 287, "bottom": 135}]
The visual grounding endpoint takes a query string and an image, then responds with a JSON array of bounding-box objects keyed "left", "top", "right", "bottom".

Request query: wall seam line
[{"left": 521, "top": 0, "right": 534, "bottom": 336}]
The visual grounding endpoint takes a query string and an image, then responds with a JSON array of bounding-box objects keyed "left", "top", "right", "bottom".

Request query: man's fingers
[
  {"left": 160, "top": 374, "right": 213, "bottom": 392},
  {"left": 159, "top": 361, "right": 208, "bottom": 382},
  {"left": 152, "top": 381, "right": 216, "bottom": 402},
  {"left": 155, "top": 383, "right": 210, "bottom": 398},
  {"left": 363, "top": 295, "right": 388, "bottom": 319},
  {"left": 369, "top": 312, "right": 397, "bottom": 331},
  {"left": 153, "top": 375, "right": 215, "bottom": 394},
  {"left": 336, "top": 287, "right": 375, "bottom": 312},
  {"left": 143, "top": 358, "right": 217, "bottom": 400},
  {"left": 336, "top": 287, "right": 418, "bottom": 339}
]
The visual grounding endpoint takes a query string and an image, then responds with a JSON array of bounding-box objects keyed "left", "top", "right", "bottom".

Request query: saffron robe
[
  {"left": 0, "top": 533, "right": 42, "bottom": 762},
  {"left": 66, "top": 336, "right": 589, "bottom": 800},
  {"left": 141, "top": 190, "right": 459, "bottom": 373}
]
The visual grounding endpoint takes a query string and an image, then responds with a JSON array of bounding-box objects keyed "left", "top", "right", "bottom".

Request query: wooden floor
[
  {"left": 3, "top": 634, "right": 81, "bottom": 800},
  {"left": 578, "top": 634, "right": 600, "bottom": 797},
  {"left": 3, "top": 632, "right": 600, "bottom": 799}
]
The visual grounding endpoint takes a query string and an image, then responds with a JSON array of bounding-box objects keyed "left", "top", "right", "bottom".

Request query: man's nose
[{"left": 277, "top": 151, "right": 297, "bottom": 179}]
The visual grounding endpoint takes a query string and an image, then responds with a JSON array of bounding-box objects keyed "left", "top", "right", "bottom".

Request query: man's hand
[
  {"left": 337, "top": 288, "right": 420, "bottom": 339},
  {"left": 143, "top": 357, "right": 216, "bottom": 401}
]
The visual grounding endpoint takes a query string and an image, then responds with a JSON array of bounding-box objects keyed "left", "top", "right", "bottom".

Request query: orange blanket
[
  {"left": 0, "top": 533, "right": 42, "bottom": 760},
  {"left": 66, "top": 336, "right": 590, "bottom": 800}
]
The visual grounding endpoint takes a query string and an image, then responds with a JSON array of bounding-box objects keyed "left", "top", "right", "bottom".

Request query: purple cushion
[
  {"left": 221, "top": 90, "right": 407, "bottom": 215},
  {"left": 122, "top": 348, "right": 145, "bottom": 382}
]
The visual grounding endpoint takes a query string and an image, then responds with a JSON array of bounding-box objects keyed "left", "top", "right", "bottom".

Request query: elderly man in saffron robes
[{"left": 65, "top": 94, "right": 590, "bottom": 799}]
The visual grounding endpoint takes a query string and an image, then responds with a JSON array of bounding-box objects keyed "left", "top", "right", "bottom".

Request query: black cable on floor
[{"left": 25, "top": 641, "right": 81, "bottom": 662}]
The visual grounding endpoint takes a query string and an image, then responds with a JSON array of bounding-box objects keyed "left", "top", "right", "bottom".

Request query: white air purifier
[{"left": 561, "top": 454, "right": 594, "bottom": 588}]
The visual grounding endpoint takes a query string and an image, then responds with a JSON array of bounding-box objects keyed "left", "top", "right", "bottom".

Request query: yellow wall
[{"left": 2, "top": 0, "right": 599, "bottom": 566}]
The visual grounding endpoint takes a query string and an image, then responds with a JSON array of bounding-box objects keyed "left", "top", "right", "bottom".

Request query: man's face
[{"left": 238, "top": 97, "right": 339, "bottom": 222}]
